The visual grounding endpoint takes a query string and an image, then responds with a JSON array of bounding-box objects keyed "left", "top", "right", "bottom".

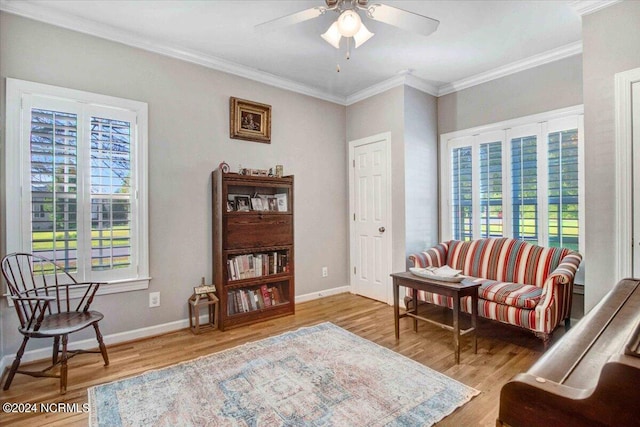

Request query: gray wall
[
  {"left": 0, "top": 12, "right": 348, "bottom": 355},
  {"left": 582, "top": 1, "right": 640, "bottom": 311},
  {"left": 346, "top": 87, "right": 407, "bottom": 274},
  {"left": 403, "top": 86, "right": 439, "bottom": 258},
  {"left": 345, "top": 86, "right": 439, "bottom": 273},
  {"left": 438, "top": 55, "right": 583, "bottom": 134}
]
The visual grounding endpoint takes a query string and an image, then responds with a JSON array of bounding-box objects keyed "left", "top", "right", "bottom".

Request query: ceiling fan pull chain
[{"left": 346, "top": 37, "right": 351, "bottom": 60}]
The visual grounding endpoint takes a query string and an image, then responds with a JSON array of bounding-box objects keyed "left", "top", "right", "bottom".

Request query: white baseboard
[
  {"left": 0, "top": 285, "right": 352, "bottom": 374},
  {"left": 0, "top": 318, "right": 192, "bottom": 375},
  {"left": 294, "top": 285, "right": 351, "bottom": 303}
]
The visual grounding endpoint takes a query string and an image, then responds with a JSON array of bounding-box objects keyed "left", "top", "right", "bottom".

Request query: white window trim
[
  {"left": 615, "top": 68, "right": 640, "bottom": 281},
  {"left": 5, "top": 78, "right": 150, "bottom": 298},
  {"left": 440, "top": 104, "right": 584, "bottom": 255}
]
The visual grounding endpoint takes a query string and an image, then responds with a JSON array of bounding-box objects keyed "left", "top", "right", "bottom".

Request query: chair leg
[
  {"left": 3, "top": 336, "right": 30, "bottom": 391},
  {"left": 565, "top": 317, "right": 571, "bottom": 330},
  {"left": 52, "top": 336, "right": 60, "bottom": 365},
  {"left": 93, "top": 323, "right": 109, "bottom": 366},
  {"left": 60, "top": 335, "right": 68, "bottom": 394}
]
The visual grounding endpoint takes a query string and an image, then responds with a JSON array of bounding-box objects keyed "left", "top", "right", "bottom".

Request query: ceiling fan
[{"left": 257, "top": 0, "right": 439, "bottom": 52}]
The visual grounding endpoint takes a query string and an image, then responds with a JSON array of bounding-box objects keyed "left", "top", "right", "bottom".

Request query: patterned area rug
[{"left": 89, "top": 322, "right": 479, "bottom": 426}]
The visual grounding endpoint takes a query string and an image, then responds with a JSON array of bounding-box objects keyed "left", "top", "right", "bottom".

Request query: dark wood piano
[{"left": 497, "top": 278, "right": 640, "bottom": 427}]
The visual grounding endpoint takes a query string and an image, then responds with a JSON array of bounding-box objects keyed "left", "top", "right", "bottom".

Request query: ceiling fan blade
[
  {"left": 367, "top": 4, "right": 439, "bottom": 37},
  {"left": 255, "top": 7, "right": 326, "bottom": 32}
]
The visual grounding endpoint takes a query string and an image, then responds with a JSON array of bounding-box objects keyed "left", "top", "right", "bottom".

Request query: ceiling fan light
[
  {"left": 336, "top": 9, "right": 362, "bottom": 37},
  {"left": 353, "top": 23, "right": 374, "bottom": 48},
  {"left": 321, "top": 21, "right": 342, "bottom": 49}
]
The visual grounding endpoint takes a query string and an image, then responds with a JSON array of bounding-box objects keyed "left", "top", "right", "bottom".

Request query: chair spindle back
[{"left": 1, "top": 253, "right": 84, "bottom": 330}]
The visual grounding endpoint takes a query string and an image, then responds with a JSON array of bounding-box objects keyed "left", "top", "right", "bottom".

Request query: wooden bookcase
[{"left": 212, "top": 169, "right": 295, "bottom": 330}]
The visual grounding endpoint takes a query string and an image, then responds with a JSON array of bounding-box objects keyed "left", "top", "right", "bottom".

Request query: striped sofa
[{"left": 407, "top": 238, "right": 582, "bottom": 344}]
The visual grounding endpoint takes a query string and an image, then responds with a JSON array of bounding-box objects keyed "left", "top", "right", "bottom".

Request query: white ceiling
[{"left": 0, "top": 1, "right": 610, "bottom": 104}]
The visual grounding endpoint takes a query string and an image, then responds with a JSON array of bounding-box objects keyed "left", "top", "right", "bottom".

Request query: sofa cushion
[{"left": 471, "top": 278, "right": 543, "bottom": 309}]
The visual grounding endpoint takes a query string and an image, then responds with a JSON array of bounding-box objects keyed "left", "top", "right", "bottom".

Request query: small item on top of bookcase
[
  {"left": 249, "top": 169, "right": 269, "bottom": 177},
  {"left": 218, "top": 161, "right": 230, "bottom": 174},
  {"left": 188, "top": 292, "right": 219, "bottom": 334},
  {"left": 275, "top": 165, "right": 283, "bottom": 178}
]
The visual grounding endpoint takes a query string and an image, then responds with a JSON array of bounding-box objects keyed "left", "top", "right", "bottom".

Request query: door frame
[
  {"left": 348, "top": 132, "right": 393, "bottom": 304},
  {"left": 615, "top": 67, "right": 640, "bottom": 280}
]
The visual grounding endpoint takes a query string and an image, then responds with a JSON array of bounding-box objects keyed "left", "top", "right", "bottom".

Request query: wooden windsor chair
[{"left": 1, "top": 252, "right": 109, "bottom": 394}]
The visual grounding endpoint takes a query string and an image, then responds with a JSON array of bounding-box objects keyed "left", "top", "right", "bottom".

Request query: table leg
[
  {"left": 472, "top": 292, "right": 478, "bottom": 354},
  {"left": 412, "top": 288, "right": 418, "bottom": 332},
  {"left": 453, "top": 293, "right": 460, "bottom": 364},
  {"left": 393, "top": 279, "right": 400, "bottom": 340}
]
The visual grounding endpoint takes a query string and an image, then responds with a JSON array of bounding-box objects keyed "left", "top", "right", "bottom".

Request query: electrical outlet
[
  {"left": 149, "top": 291, "right": 160, "bottom": 308},
  {"left": 322, "top": 267, "right": 328, "bottom": 277}
]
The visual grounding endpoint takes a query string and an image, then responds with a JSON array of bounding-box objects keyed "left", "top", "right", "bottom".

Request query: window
[
  {"left": 548, "top": 129, "right": 579, "bottom": 249},
  {"left": 6, "top": 79, "right": 149, "bottom": 292},
  {"left": 451, "top": 144, "right": 473, "bottom": 241},
  {"left": 511, "top": 133, "right": 538, "bottom": 244},
  {"left": 441, "top": 107, "right": 584, "bottom": 253},
  {"left": 479, "top": 140, "right": 503, "bottom": 238}
]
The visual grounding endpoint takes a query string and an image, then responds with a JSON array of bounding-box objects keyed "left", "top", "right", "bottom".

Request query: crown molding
[
  {"left": 569, "top": 0, "right": 622, "bottom": 16},
  {"left": 437, "top": 41, "right": 583, "bottom": 96},
  {"left": 0, "top": 0, "right": 347, "bottom": 105},
  {"left": 404, "top": 75, "right": 440, "bottom": 98},
  {"left": 0, "top": 0, "right": 589, "bottom": 104},
  {"left": 345, "top": 73, "right": 438, "bottom": 105}
]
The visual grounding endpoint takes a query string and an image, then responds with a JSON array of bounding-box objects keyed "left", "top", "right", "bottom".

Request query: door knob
[{"left": 379, "top": 227, "right": 386, "bottom": 233}]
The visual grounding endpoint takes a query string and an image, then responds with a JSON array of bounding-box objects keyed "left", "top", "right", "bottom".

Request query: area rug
[{"left": 88, "top": 322, "right": 479, "bottom": 426}]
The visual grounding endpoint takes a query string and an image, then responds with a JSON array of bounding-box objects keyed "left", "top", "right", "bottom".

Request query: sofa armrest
[
  {"left": 408, "top": 242, "right": 449, "bottom": 268},
  {"left": 536, "top": 251, "right": 583, "bottom": 331},
  {"left": 544, "top": 251, "right": 583, "bottom": 287}
]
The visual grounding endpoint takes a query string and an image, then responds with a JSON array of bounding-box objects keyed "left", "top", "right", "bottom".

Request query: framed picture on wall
[{"left": 229, "top": 97, "right": 271, "bottom": 143}]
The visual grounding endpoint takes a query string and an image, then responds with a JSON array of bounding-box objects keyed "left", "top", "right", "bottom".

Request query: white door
[
  {"left": 349, "top": 133, "right": 391, "bottom": 303},
  {"left": 632, "top": 81, "right": 640, "bottom": 275}
]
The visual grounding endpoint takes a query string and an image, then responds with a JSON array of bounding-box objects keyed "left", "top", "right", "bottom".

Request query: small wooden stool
[{"left": 188, "top": 292, "right": 219, "bottom": 334}]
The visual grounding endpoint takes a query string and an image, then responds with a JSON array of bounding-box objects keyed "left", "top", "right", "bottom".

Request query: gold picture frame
[{"left": 229, "top": 97, "right": 271, "bottom": 143}]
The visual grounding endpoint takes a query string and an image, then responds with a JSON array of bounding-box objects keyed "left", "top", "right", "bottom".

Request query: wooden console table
[{"left": 391, "top": 271, "right": 481, "bottom": 364}]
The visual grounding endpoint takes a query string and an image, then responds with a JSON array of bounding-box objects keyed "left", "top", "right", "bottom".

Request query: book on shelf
[
  {"left": 227, "top": 284, "right": 288, "bottom": 316},
  {"left": 227, "top": 252, "right": 290, "bottom": 281},
  {"left": 260, "top": 284, "right": 272, "bottom": 307},
  {"left": 272, "top": 286, "right": 281, "bottom": 304},
  {"left": 227, "top": 293, "right": 234, "bottom": 315}
]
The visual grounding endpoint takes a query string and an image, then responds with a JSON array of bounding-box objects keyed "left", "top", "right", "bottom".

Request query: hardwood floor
[{"left": 0, "top": 292, "right": 558, "bottom": 426}]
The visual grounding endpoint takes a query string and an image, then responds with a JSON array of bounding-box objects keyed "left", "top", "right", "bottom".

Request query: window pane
[
  {"left": 511, "top": 135, "right": 538, "bottom": 244},
  {"left": 30, "top": 108, "right": 78, "bottom": 271},
  {"left": 548, "top": 129, "right": 579, "bottom": 251},
  {"left": 451, "top": 146, "right": 473, "bottom": 240},
  {"left": 91, "top": 116, "right": 132, "bottom": 270},
  {"left": 479, "top": 141, "right": 502, "bottom": 237}
]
